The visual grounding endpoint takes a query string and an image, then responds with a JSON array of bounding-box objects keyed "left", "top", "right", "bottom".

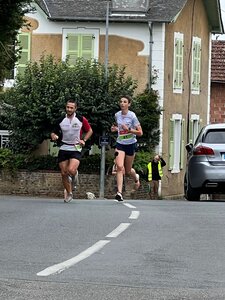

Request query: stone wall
[{"left": 0, "top": 170, "right": 150, "bottom": 200}]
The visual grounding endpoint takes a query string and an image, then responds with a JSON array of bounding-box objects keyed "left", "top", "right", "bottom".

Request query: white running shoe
[
  {"left": 64, "top": 192, "right": 73, "bottom": 203},
  {"left": 115, "top": 192, "right": 123, "bottom": 202}
]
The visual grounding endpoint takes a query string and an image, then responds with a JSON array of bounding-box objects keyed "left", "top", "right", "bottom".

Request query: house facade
[{"left": 10, "top": 0, "right": 223, "bottom": 198}]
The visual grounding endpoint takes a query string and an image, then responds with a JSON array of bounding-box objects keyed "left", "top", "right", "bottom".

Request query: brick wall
[
  {"left": 0, "top": 170, "right": 150, "bottom": 200},
  {"left": 210, "top": 82, "right": 225, "bottom": 123}
]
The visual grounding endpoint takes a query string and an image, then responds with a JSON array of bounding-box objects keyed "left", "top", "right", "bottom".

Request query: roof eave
[
  {"left": 48, "top": 16, "right": 155, "bottom": 23},
  {"left": 211, "top": 80, "right": 225, "bottom": 83},
  {"left": 204, "top": 0, "right": 224, "bottom": 34}
]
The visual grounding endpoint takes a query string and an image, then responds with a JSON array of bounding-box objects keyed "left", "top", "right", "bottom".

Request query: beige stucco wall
[
  {"left": 31, "top": 34, "right": 62, "bottom": 62},
  {"left": 24, "top": 17, "right": 148, "bottom": 94},
  {"left": 99, "top": 35, "right": 148, "bottom": 93},
  {"left": 161, "top": 0, "right": 210, "bottom": 197}
]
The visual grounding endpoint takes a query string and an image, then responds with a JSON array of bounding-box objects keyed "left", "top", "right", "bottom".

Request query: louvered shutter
[
  {"left": 169, "top": 119, "right": 175, "bottom": 170},
  {"left": 67, "top": 34, "right": 79, "bottom": 65},
  {"left": 66, "top": 34, "right": 94, "bottom": 65},
  {"left": 189, "top": 119, "right": 193, "bottom": 143},
  {"left": 80, "top": 35, "right": 94, "bottom": 60},
  {"left": 180, "top": 119, "right": 185, "bottom": 169},
  {"left": 173, "top": 35, "right": 183, "bottom": 91},
  {"left": 191, "top": 38, "right": 201, "bottom": 92},
  {"left": 17, "top": 33, "right": 31, "bottom": 76}
]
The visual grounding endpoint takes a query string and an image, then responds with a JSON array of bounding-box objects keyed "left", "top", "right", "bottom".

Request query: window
[
  {"left": 16, "top": 32, "right": 31, "bottom": 76},
  {"left": 191, "top": 37, "right": 201, "bottom": 94},
  {"left": 189, "top": 114, "right": 201, "bottom": 144},
  {"left": 62, "top": 28, "right": 99, "bottom": 65},
  {"left": 169, "top": 115, "right": 185, "bottom": 172},
  {"left": 204, "top": 130, "right": 225, "bottom": 144},
  {"left": 173, "top": 32, "right": 184, "bottom": 93},
  {"left": 66, "top": 34, "right": 94, "bottom": 65},
  {"left": 0, "top": 130, "right": 10, "bottom": 148}
]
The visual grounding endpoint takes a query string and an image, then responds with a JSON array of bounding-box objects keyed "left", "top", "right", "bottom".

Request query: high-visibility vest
[{"left": 147, "top": 161, "right": 163, "bottom": 181}]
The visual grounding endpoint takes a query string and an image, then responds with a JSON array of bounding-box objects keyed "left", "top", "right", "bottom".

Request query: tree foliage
[
  {"left": 2, "top": 55, "right": 137, "bottom": 153},
  {"left": 1, "top": 55, "right": 162, "bottom": 155},
  {"left": 133, "top": 87, "right": 162, "bottom": 151},
  {"left": 0, "top": 0, "right": 33, "bottom": 86}
]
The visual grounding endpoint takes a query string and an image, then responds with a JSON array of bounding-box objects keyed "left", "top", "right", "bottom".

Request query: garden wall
[{"left": 0, "top": 170, "right": 150, "bottom": 200}]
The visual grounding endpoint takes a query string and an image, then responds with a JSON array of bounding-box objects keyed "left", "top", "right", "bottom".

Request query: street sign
[{"left": 99, "top": 136, "right": 110, "bottom": 146}]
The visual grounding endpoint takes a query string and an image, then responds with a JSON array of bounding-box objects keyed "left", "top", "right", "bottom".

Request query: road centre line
[
  {"left": 106, "top": 223, "right": 131, "bottom": 238},
  {"left": 37, "top": 240, "right": 110, "bottom": 277},
  {"left": 129, "top": 210, "right": 140, "bottom": 219},
  {"left": 123, "top": 203, "right": 136, "bottom": 209},
  {"left": 37, "top": 204, "right": 136, "bottom": 276}
]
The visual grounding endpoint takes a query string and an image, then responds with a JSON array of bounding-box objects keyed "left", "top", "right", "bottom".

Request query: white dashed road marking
[
  {"left": 106, "top": 223, "right": 131, "bottom": 238},
  {"left": 123, "top": 203, "right": 136, "bottom": 209},
  {"left": 129, "top": 210, "right": 140, "bottom": 219},
  {"left": 37, "top": 201, "right": 139, "bottom": 276},
  {"left": 37, "top": 240, "right": 110, "bottom": 277}
]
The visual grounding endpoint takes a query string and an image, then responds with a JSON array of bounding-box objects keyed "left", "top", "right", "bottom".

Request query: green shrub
[{"left": 0, "top": 148, "right": 152, "bottom": 178}]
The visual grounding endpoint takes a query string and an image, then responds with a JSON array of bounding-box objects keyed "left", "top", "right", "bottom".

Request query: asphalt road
[{"left": 1, "top": 195, "right": 225, "bottom": 299}]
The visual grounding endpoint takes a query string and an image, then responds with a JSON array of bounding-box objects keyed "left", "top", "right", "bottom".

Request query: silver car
[{"left": 184, "top": 123, "right": 225, "bottom": 201}]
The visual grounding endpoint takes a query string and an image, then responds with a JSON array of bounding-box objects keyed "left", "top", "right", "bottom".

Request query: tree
[
  {"left": 1, "top": 55, "right": 162, "bottom": 155},
  {"left": 133, "top": 87, "right": 162, "bottom": 152},
  {"left": 2, "top": 55, "right": 137, "bottom": 153},
  {"left": 0, "top": 0, "right": 33, "bottom": 87}
]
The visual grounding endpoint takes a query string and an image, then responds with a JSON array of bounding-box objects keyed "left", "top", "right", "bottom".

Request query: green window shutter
[
  {"left": 17, "top": 33, "right": 31, "bottom": 76},
  {"left": 173, "top": 37, "right": 183, "bottom": 90},
  {"left": 66, "top": 34, "right": 79, "bottom": 65},
  {"left": 192, "top": 39, "right": 201, "bottom": 92},
  {"left": 169, "top": 119, "right": 175, "bottom": 170},
  {"left": 80, "top": 35, "right": 94, "bottom": 59},
  {"left": 189, "top": 119, "right": 193, "bottom": 143},
  {"left": 180, "top": 119, "right": 185, "bottom": 169},
  {"left": 66, "top": 34, "right": 94, "bottom": 65}
]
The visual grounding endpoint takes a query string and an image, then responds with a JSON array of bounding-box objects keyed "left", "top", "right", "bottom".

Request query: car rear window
[{"left": 204, "top": 130, "right": 225, "bottom": 144}]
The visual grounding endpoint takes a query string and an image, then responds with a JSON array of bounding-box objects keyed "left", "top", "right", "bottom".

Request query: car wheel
[{"left": 184, "top": 174, "right": 200, "bottom": 201}]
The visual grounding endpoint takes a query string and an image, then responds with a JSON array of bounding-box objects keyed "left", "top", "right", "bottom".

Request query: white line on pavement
[
  {"left": 37, "top": 240, "right": 110, "bottom": 277},
  {"left": 123, "top": 203, "right": 136, "bottom": 209},
  {"left": 129, "top": 210, "right": 140, "bottom": 219},
  {"left": 106, "top": 223, "right": 131, "bottom": 238}
]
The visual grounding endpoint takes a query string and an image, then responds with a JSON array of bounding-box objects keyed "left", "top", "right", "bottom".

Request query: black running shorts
[
  {"left": 58, "top": 150, "right": 82, "bottom": 163},
  {"left": 115, "top": 142, "right": 137, "bottom": 156}
]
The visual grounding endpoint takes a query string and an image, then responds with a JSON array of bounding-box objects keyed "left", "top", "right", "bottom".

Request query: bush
[
  {"left": 1, "top": 56, "right": 137, "bottom": 153},
  {"left": 0, "top": 148, "right": 152, "bottom": 178}
]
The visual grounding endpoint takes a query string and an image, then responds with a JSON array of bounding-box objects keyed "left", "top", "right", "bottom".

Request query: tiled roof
[
  {"left": 34, "top": 0, "right": 224, "bottom": 32},
  {"left": 33, "top": 0, "right": 191, "bottom": 23},
  {"left": 211, "top": 40, "right": 225, "bottom": 83}
]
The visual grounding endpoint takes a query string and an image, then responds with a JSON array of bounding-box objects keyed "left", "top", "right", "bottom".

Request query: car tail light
[{"left": 193, "top": 145, "right": 214, "bottom": 155}]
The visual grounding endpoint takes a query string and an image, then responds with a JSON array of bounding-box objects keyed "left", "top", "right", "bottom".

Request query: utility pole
[{"left": 99, "top": 0, "right": 110, "bottom": 198}]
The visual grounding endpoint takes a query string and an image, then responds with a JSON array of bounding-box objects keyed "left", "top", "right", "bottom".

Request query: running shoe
[
  {"left": 64, "top": 192, "right": 73, "bottom": 203},
  {"left": 115, "top": 192, "right": 123, "bottom": 202}
]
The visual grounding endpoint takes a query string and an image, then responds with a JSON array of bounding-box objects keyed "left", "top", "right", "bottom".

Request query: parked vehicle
[{"left": 184, "top": 123, "right": 225, "bottom": 201}]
